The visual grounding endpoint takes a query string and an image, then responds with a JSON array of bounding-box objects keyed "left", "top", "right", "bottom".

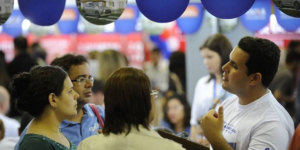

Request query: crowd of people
[{"left": 0, "top": 35, "right": 299, "bottom": 149}]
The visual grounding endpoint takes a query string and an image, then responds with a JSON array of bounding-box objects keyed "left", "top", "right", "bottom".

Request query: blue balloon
[
  {"left": 18, "top": 0, "right": 66, "bottom": 26},
  {"left": 201, "top": 0, "right": 255, "bottom": 19},
  {"left": 57, "top": 7, "right": 80, "bottom": 34},
  {"left": 240, "top": 0, "right": 270, "bottom": 32},
  {"left": 136, "top": 0, "right": 189, "bottom": 23},
  {"left": 115, "top": 5, "right": 139, "bottom": 34},
  {"left": 176, "top": 3, "right": 204, "bottom": 34},
  {"left": 275, "top": 6, "right": 300, "bottom": 31},
  {"left": 2, "top": 10, "right": 24, "bottom": 37}
]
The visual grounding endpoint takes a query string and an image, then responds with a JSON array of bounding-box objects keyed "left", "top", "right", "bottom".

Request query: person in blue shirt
[
  {"left": 15, "top": 54, "right": 105, "bottom": 149},
  {"left": 160, "top": 94, "right": 191, "bottom": 135}
]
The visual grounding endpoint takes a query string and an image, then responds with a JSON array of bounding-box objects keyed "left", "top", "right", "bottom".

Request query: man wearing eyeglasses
[{"left": 15, "top": 54, "right": 105, "bottom": 149}]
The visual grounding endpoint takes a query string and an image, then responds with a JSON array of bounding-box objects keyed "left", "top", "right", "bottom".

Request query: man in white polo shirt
[{"left": 201, "top": 36, "right": 294, "bottom": 150}]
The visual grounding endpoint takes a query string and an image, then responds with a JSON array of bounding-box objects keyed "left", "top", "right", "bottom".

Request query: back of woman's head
[
  {"left": 11, "top": 65, "right": 67, "bottom": 117},
  {"left": 200, "top": 34, "right": 232, "bottom": 80},
  {"left": 103, "top": 67, "right": 152, "bottom": 136}
]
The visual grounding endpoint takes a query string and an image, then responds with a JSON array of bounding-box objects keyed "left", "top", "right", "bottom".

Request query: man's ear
[
  {"left": 249, "top": 73, "right": 262, "bottom": 86},
  {"left": 48, "top": 93, "right": 58, "bottom": 109}
]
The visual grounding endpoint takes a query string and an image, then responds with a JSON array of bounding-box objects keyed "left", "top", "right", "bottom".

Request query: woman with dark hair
[
  {"left": 12, "top": 66, "right": 79, "bottom": 150},
  {"left": 190, "top": 34, "right": 233, "bottom": 143},
  {"left": 161, "top": 94, "right": 191, "bottom": 135},
  {"left": 78, "top": 67, "right": 185, "bottom": 150}
]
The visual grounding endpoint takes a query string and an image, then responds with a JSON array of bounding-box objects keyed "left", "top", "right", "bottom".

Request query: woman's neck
[{"left": 28, "top": 109, "right": 62, "bottom": 135}]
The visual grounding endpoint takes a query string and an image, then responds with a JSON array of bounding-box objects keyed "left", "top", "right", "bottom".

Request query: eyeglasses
[
  {"left": 71, "top": 77, "right": 94, "bottom": 84},
  {"left": 150, "top": 90, "right": 159, "bottom": 99}
]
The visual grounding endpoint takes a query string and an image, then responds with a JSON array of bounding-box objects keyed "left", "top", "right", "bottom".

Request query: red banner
[
  {"left": 0, "top": 33, "right": 151, "bottom": 69},
  {"left": 76, "top": 34, "right": 123, "bottom": 54},
  {"left": 38, "top": 35, "right": 75, "bottom": 64}
]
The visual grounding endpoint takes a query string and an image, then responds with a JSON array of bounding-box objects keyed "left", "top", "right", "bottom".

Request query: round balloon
[
  {"left": 18, "top": 0, "right": 66, "bottom": 26},
  {"left": 57, "top": 7, "right": 80, "bottom": 34},
  {"left": 115, "top": 5, "right": 139, "bottom": 34},
  {"left": 201, "top": 0, "right": 255, "bottom": 19},
  {"left": 76, "top": 0, "right": 127, "bottom": 25},
  {"left": 0, "top": 0, "right": 13, "bottom": 26},
  {"left": 136, "top": 0, "right": 189, "bottom": 23},
  {"left": 3, "top": 10, "right": 24, "bottom": 37},
  {"left": 176, "top": 3, "right": 204, "bottom": 34},
  {"left": 275, "top": 6, "right": 300, "bottom": 31},
  {"left": 240, "top": 0, "right": 271, "bottom": 32}
]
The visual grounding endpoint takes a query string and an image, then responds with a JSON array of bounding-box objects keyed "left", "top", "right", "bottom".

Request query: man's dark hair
[
  {"left": 286, "top": 50, "right": 300, "bottom": 64},
  {"left": 102, "top": 67, "right": 152, "bottom": 136},
  {"left": 238, "top": 36, "right": 281, "bottom": 88},
  {"left": 14, "top": 36, "right": 28, "bottom": 53},
  {"left": 11, "top": 66, "right": 67, "bottom": 117},
  {"left": 50, "top": 54, "right": 88, "bottom": 73}
]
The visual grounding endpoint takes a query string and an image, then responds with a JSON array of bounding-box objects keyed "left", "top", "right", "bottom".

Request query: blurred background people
[
  {"left": 166, "top": 51, "right": 186, "bottom": 97},
  {"left": 190, "top": 33, "right": 233, "bottom": 144},
  {"left": 0, "top": 86, "right": 19, "bottom": 138},
  {"left": 7, "top": 36, "right": 38, "bottom": 118},
  {"left": 90, "top": 50, "right": 126, "bottom": 109},
  {"left": 288, "top": 40, "right": 300, "bottom": 54},
  {"left": 0, "top": 51, "right": 10, "bottom": 89},
  {"left": 78, "top": 67, "right": 185, "bottom": 150},
  {"left": 0, "top": 113, "right": 33, "bottom": 150},
  {"left": 161, "top": 94, "right": 191, "bottom": 135},
  {"left": 97, "top": 50, "right": 126, "bottom": 84},
  {"left": 7, "top": 36, "right": 37, "bottom": 79},
  {"left": 269, "top": 50, "right": 300, "bottom": 119},
  {"left": 29, "top": 42, "right": 47, "bottom": 65},
  {"left": 87, "top": 51, "right": 99, "bottom": 80},
  {"left": 0, "top": 119, "right": 4, "bottom": 141},
  {"left": 143, "top": 48, "right": 169, "bottom": 93},
  {"left": 90, "top": 80, "right": 105, "bottom": 109}
]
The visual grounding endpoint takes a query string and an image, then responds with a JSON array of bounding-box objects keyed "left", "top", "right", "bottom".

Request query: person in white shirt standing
[
  {"left": 201, "top": 36, "right": 294, "bottom": 150},
  {"left": 0, "top": 86, "right": 19, "bottom": 138},
  {"left": 190, "top": 34, "right": 233, "bottom": 144}
]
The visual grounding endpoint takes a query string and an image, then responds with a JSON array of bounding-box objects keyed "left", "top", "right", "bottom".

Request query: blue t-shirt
[{"left": 15, "top": 104, "right": 105, "bottom": 149}]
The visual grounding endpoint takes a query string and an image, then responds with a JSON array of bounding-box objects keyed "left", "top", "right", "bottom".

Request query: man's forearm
[{"left": 210, "top": 135, "right": 233, "bottom": 150}]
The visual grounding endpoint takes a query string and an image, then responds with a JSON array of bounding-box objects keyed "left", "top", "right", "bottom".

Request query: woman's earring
[{"left": 53, "top": 104, "right": 57, "bottom": 108}]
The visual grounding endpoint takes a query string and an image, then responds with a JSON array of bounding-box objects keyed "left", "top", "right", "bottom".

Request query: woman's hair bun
[{"left": 11, "top": 72, "right": 30, "bottom": 97}]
